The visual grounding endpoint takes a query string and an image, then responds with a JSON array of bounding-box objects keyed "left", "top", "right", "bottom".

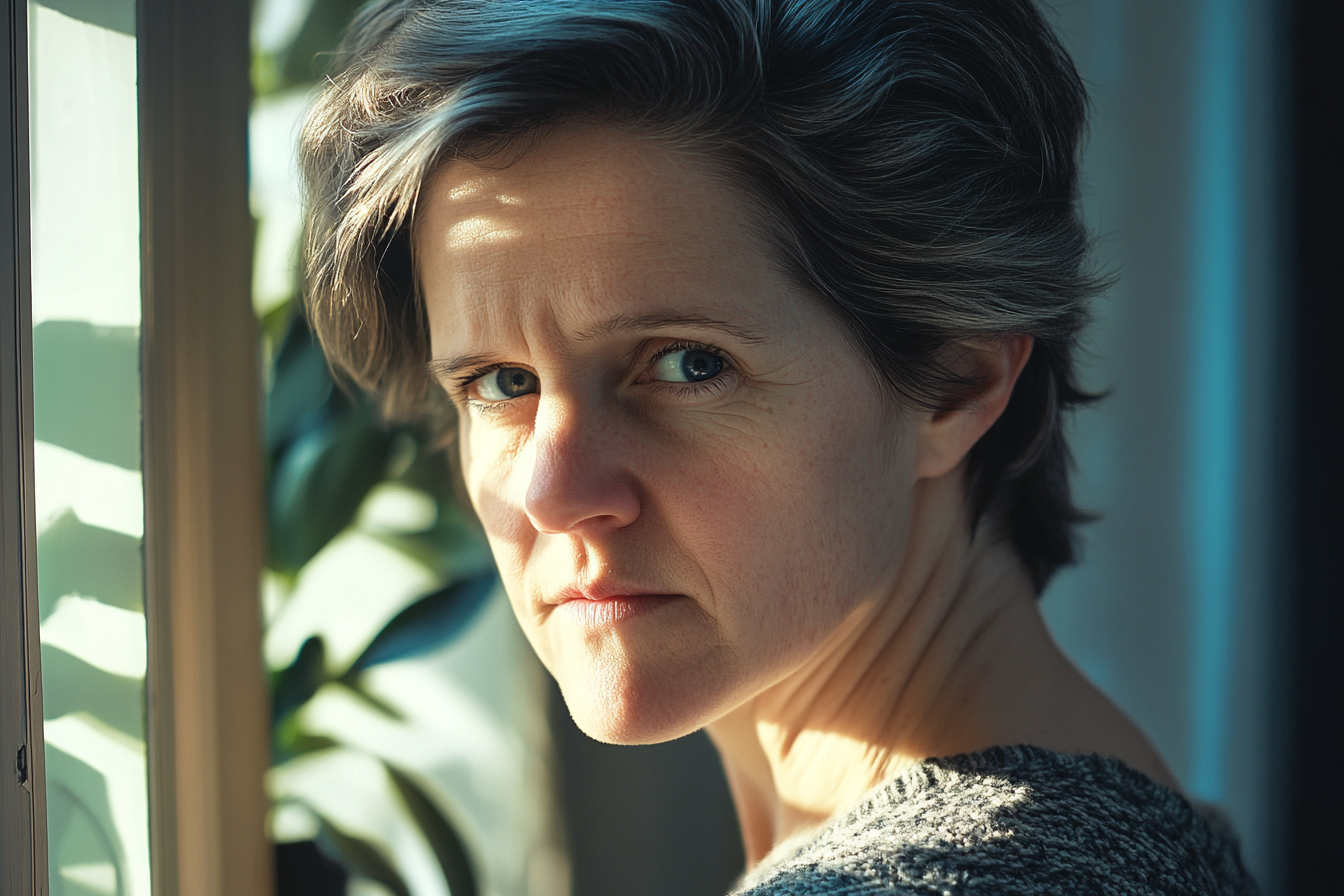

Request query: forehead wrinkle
[
  {"left": 430, "top": 283, "right": 582, "bottom": 375},
  {"left": 572, "top": 311, "right": 770, "bottom": 346}
]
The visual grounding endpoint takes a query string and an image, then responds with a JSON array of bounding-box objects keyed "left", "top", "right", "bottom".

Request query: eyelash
[
  {"left": 451, "top": 364, "right": 509, "bottom": 414},
  {"left": 452, "top": 366, "right": 499, "bottom": 397},
  {"left": 452, "top": 340, "right": 734, "bottom": 409},
  {"left": 645, "top": 340, "right": 735, "bottom": 398}
]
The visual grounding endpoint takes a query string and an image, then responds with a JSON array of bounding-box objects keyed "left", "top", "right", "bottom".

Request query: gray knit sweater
[{"left": 731, "top": 745, "right": 1255, "bottom": 895}]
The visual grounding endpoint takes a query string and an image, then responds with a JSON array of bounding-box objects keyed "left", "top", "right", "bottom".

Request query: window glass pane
[{"left": 27, "top": 2, "right": 149, "bottom": 895}]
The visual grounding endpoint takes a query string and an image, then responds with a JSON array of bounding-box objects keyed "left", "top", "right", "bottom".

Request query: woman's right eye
[{"left": 471, "top": 367, "right": 539, "bottom": 403}]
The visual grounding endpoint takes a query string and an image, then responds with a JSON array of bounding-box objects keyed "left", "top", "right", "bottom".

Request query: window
[{"left": 28, "top": 1, "right": 149, "bottom": 893}]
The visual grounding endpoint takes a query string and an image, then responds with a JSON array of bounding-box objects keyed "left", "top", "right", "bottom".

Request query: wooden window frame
[{"left": 138, "top": 0, "right": 272, "bottom": 894}]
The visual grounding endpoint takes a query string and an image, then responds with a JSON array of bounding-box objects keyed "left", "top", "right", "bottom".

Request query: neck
[{"left": 705, "top": 475, "right": 1175, "bottom": 866}]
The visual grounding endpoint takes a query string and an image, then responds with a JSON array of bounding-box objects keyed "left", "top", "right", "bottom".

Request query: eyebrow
[
  {"left": 425, "top": 310, "right": 768, "bottom": 380},
  {"left": 426, "top": 352, "right": 499, "bottom": 383}
]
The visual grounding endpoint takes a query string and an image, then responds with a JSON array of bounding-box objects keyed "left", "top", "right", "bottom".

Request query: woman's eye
[
  {"left": 651, "top": 348, "right": 725, "bottom": 384},
  {"left": 472, "top": 367, "right": 538, "bottom": 402}
]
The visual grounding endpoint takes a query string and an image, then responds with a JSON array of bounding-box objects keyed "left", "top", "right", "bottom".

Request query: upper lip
[{"left": 545, "top": 582, "right": 668, "bottom": 604}]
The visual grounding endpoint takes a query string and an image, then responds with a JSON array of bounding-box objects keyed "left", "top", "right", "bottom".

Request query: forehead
[
  {"left": 417, "top": 124, "right": 756, "bottom": 246},
  {"left": 414, "top": 124, "right": 785, "bottom": 343}
]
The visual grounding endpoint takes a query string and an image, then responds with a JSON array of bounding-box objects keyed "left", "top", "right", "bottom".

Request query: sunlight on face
[
  {"left": 416, "top": 124, "right": 920, "bottom": 744},
  {"left": 443, "top": 215, "right": 522, "bottom": 248},
  {"left": 438, "top": 181, "right": 528, "bottom": 247}
]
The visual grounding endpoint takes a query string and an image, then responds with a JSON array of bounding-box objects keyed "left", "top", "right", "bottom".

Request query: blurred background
[{"left": 22, "top": 0, "right": 1338, "bottom": 894}]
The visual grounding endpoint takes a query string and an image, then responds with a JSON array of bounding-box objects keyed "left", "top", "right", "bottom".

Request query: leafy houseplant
[
  {"left": 253, "top": 2, "right": 500, "bottom": 888},
  {"left": 264, "top": 307, "right": 495, "bottom": 896}
]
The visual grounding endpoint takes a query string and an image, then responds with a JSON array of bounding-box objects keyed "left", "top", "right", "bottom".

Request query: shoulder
[{"left": 731, "top": 745, "right": 1256, "bottom": 896}]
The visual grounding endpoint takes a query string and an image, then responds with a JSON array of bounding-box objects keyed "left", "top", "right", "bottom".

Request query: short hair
[{"left": 300, "top": 0, "right": 1104, "bottom": 592}]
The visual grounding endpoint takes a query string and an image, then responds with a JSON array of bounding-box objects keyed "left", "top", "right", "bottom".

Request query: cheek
[
  {"left": 462, "top": 414, "right": 521, "bottom": 517},
  {"left": 654, "top": 401, "right": 910, "bottom": 656},
  {"left": 460, "top": 417, "right": 536, "bottom": 575},
  {"left": 463, "top": 429, "right": 559, "bottom": 670}
]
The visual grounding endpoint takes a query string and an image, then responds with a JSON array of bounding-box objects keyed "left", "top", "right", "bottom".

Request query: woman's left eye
[{"left": 651, "top": 348, "right": 726, "bottom": 384}]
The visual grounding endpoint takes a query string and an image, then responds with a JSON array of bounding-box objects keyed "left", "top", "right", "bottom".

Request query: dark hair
[{"left": 300, "top": 0, "right": 1104, "bottom": 591}]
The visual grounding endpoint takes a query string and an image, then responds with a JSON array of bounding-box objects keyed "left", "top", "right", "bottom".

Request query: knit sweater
[{"left": 731, "top": 745, "right": 1255, "bottom": 895}]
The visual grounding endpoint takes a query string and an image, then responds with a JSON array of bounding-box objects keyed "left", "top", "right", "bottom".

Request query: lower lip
[{"left": 556, "top": 594, "right": 680, "bottom": 626}]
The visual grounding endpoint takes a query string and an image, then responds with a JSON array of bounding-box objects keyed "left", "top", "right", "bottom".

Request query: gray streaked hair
[{"left": 300, "top": 0, "right": 1104, "bottom": 591}]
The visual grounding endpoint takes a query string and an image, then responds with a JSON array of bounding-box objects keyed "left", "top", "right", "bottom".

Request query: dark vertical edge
[
  {"left": 1226, "top": 0, "right": 1293, "bottom": 888},
  {"left": 0, "top": 0, "right": 45, "bottom": 892},
  {"left": 136, "top": 0, "right": 176, "bottom": 890},
  {"left": 1283, "top": 0, "right": 1344, "bottom": 893},
  {"left": 1267, "top": 3, "right": 1296, "bottom": 889}
]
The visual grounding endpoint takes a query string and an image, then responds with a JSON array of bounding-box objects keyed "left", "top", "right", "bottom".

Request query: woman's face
[{"left": 418, "top": 125, "right": 921, "bottom": 744}]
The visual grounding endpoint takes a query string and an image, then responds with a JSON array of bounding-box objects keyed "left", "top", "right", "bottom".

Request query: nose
[{"left": 523, "top": 395, "right": 641, "bottom": 534}]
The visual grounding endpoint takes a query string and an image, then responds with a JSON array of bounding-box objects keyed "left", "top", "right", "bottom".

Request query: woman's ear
[{"left": 914, "top": 335, "right": 1034, "bottom": 480}]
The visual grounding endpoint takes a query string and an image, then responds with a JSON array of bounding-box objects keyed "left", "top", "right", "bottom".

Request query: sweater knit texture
[{"left": 731, "top": 745, "right": 1255, "bottom": 895}]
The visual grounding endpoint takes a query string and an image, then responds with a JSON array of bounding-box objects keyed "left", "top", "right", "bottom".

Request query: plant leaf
[
  {"left": 271, "top": 636, "right": 330, "bottom": 725},
  {"left": 266, "top": 313, "right": 335, "bottom": 453},
  {"left": 266, "top": 314, "right": 402, "bottom": 573},
  {"left": 337, "top": 679, "right": 407, "bottom": 722},
  {"left": 364, "top": 530, "right": 490, "bottom": 588},
  {"left": 315, "top": 817, "right": 412, "bottom": 896},
  {"left": 271, "top": 715, "right": 340, "bottom": 764},
  {"left": 347, "top": 571, "right": 497, "bottom": 674},
  {"left": 387, "top": 765, "right": 478, "bottom": 896},
  {"left": 268, "top": 401, "right": 398, "bottom": 573}
]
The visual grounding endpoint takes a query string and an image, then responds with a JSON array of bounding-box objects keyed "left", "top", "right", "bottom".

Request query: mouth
[{"left": 546, "top": 586, "right": 681, "bottom": 626}]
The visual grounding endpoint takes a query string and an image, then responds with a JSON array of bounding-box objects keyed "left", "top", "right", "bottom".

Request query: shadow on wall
[{"left": 549, "top": 682, "right": 745, "bottom": 896}]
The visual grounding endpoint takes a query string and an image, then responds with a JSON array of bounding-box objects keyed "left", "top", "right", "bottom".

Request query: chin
[{"left": 556, "top": 660, "right": 724, "bottom": 746}]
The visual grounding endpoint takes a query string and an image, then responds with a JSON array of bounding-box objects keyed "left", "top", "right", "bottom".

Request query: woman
[{"left": 301, "top": 0, "right": 1255, "bottom": 891}]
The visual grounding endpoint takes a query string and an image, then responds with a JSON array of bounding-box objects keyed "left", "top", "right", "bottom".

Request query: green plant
[
  {"left": 263, "top": 306, "right": 493, "bottom": 896},
  {"left": 253, "top": 2, "right": 496, "bottom": 891}
]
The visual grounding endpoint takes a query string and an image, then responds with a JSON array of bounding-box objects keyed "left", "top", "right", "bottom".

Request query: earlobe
[{"left": 913, "top": 335, "right": 1034, "bottom": 480}]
